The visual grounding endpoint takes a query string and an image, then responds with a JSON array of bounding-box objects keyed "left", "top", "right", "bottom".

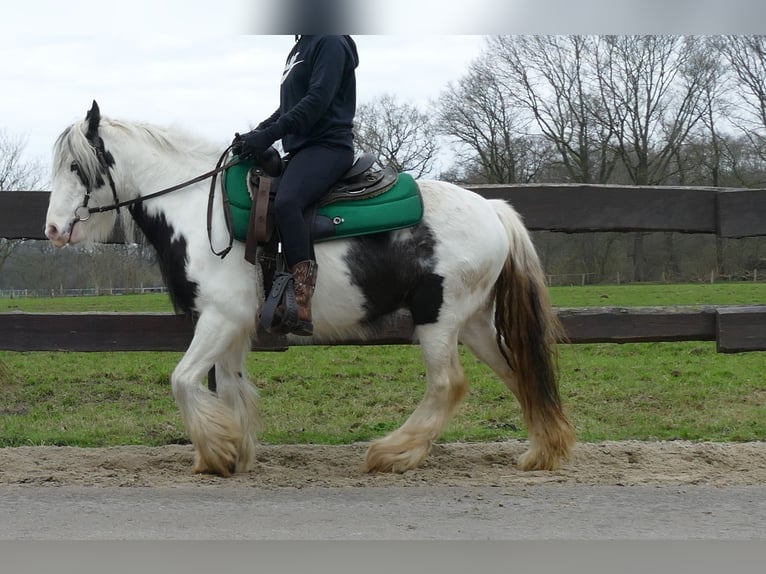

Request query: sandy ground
[{"left": 1, "top": 440, "right": 765, "bottom": 488}]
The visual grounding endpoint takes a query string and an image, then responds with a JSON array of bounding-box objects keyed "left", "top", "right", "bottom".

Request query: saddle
[
  {"left": 245, "top": 151, "right": 399, "bottom": 252},
  {"left": 222, "top": 148, "right": 422, "bottom": 334}
]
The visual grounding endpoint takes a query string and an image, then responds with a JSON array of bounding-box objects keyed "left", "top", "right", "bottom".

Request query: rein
[{"left": 73, "top": 140, "right": 242, "bottom": 259}]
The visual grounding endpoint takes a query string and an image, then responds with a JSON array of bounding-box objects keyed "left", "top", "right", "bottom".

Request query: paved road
[{"left": 2, "top": 485, "right": 766, "bottom": 540}]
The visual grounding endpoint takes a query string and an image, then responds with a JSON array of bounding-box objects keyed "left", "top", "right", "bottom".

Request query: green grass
[
  {"left": 560, "top": 342, "right": 766, "bottom": 442},
  {"left": 0, "top": 293, "right": 175, "bottom": 313},
  {"left": 0, "top": 283, "right": 764, "bottom": 447},
  {"left": 549, "top": 282, "right": 765, "bottom": 307},
  {"left": 1, "top": 282, "right": 763, "bottom": 312}
]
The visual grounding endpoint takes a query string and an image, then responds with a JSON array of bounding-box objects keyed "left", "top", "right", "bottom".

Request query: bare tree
[
  {"left": 717, "top": 35, "right": 766, "bottom": 164},
  {"left": 592, "top": 36, "right": 713, "bottom": 186},
  {"left": 698, "top": 39, "right": 732, "bottom": 188},
  {"left": 0, "top": 130, "right": 46, "bottom": 191},
  {"left": 485, "top": 35, "right": 626, "bottom": 278},
  {"left": 721, "top": 134, "right": 766, "bottom": 186},
  {"left": 668, "top": 38, "right": 731, "bottom": 276},
  {"left": 0, "top": 240, "right": 16, "bottom": 277},
  {"left": 354, "top": 94, "right": 438, "bottom": 179},
  {"left": 1, "top": 129, "right": 48, "bottom": 275},
  {"left": 436, "top": 54, "right": 553, "bottom": 183},
  {"left": 590, "top": 35, "right": 716, "bottom": 281},
  {"left": 489, "top": 35, "right": 620, "bottom": 184}
]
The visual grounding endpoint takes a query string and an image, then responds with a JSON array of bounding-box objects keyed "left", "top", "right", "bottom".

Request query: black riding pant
[{"left": 274, "top": 144, "right": 354, "bottom": 268}]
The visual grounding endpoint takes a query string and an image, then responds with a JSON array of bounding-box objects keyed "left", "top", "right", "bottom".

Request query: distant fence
[
  {"left": 1, "top": 184, "right": 765, "bottom": 353},
  {"left": 545, "top": 271, "right": 765, "bottom": 287},
  {"left": 0, "top": 287, "right": 168, "bottom": 298}
]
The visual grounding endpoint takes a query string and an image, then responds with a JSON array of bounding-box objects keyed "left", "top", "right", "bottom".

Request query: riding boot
[{"left": 290, "top": 259, "right": 317, "bottom": 336}]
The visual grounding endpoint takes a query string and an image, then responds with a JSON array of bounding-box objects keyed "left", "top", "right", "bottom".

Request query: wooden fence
[{"left": 1, "top": 184, "right": 765, "bottom": 353}]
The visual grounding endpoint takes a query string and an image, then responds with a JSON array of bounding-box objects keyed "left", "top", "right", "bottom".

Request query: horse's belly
[{"left": 311, "top": 281, "right": 368, "bottom": 333}]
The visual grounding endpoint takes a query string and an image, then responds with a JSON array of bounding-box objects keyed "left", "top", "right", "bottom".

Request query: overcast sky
[
  {"left": 1, "top": 32, "right": 486, "bottom": 176},
  {"left": 2, "top": 0, "right": 765, "bottom": 180}
]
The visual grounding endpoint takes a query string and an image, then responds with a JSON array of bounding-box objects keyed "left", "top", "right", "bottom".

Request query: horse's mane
[{"left": 54, "top": 117, "right": 220, "bottom": 180}]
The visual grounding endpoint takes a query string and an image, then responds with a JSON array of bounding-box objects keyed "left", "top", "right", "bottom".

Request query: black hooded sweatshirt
[{"left": 257, "top": 35, "right": 359, "bottom": 154}]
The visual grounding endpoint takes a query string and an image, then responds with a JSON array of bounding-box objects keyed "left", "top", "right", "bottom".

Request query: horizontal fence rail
[
  {"left": 1, "top": 306, "right": 764, "bottom": 353},
  {"left": 1, "top": 185, "right": 765, "bottom": 352},
  {"left": 3, "top": 185, "right": 766, "bottom": 239}
]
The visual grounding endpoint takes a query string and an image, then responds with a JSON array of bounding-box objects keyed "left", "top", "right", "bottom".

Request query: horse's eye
[{"left": 70, "top": 162, "right": 79, "bottom": 173}]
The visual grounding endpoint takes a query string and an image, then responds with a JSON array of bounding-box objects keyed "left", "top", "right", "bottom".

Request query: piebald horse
[{"left": 45, "top": 101, "right": 574, "bottom": 476}]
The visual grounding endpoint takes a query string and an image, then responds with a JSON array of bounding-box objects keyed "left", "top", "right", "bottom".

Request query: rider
[{"left": 233, "top": 35, "right": 359, "bottom": 336}]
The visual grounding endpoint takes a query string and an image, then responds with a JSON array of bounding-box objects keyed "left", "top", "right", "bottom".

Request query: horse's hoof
[
  {"left": 192, "top": 448, "right": 238, "bottom": 477},
  {"left": 365, "top": 439, "right": 430, "bottom": 474},
  {"left": 517, "top": 449, "right": 561, "bottom": 472},
  {"left": 193, "top": 461, "right": 236, "bottom": 477}
]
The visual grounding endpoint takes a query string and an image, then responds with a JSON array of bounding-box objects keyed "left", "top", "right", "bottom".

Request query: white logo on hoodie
[{"left": 281, "top": 52, "right": 304, "bottom": 84}]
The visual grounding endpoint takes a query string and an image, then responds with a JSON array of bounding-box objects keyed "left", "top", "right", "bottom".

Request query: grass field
[
  {"left": 1, "top": 282, "right": 764, "bottom": 448},
  {"left": 2, "top": 282, "right": 764, "bottom": 312}
]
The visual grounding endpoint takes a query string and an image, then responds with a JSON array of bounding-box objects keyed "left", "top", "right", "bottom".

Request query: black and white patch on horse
[
  {"left": 128, "top": 202, "right": 199, "bottom": 316},
  {"left": 45, "top": 100, "right": 575, "bottom": 477},
  {"left": 344, "top": 224, "right": 444, "bottom": 325}
]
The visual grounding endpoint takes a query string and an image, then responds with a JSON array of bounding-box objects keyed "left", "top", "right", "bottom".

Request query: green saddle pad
[{"left": 224, "top": 161, "right": 423, "bottom": 243}]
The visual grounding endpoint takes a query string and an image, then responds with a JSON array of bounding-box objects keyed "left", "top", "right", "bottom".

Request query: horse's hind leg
[
  {"left": 171, "top": 309, "right": 251, "bottom": 477},
  {"left": 212, "top": 337, "right": 261, "bottom": 472},
  {"left": 459, "top": 312, "right": 570, "bottom": 471},
  {"left": 365, "top": 324, "right": 467, "bottom": 473}
]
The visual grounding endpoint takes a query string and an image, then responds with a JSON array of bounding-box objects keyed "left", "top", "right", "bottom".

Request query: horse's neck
[
  {"left": 106, "top": 123, "right": 219, "bottom": 203},
  {"left": 104, "top": 125, "right": 221, "bottom": 252}
]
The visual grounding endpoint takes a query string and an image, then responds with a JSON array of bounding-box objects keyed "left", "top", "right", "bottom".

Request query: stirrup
[
  {"left": 291, "top": 318, "right": 313, "bottom": 337},
  {"left": 259, "top": 271, "right": 299, "bottom": 334}
]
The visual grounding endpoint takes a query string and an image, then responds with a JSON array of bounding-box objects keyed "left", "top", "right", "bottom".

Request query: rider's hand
[{"left": 231, "top": 130, "right": 275, "bottom": 160}]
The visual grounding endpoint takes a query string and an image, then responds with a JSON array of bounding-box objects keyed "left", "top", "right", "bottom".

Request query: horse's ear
[{"left": 85, "top": 100, "right": 100, "bottom": 138}]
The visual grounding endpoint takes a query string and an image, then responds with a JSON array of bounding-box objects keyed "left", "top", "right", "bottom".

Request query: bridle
[
  {"left": 69, "top": 132, "right": 120, "bottom": 222},
  {"left": 70, "top": 132, "right": 242, "bottom": 258}
]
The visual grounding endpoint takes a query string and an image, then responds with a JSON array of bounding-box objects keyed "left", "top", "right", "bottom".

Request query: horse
[{"left": 44, "top": 101, "right": 575, "bottom": 477}]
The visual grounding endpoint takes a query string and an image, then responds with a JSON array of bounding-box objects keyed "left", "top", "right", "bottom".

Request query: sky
[
  {"left": 2, "top": 0, "right": 765, "bottom": 180},
  {"left": 0, "top": 33, "right": 486, "bottom": 176},
  {"left": 0, "top": 0, "right": 497, "bottom": 178}
]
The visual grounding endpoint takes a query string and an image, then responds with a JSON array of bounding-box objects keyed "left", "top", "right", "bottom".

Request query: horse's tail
[{"left": 490, "top": 200, "right": 575, "bottom": 470}]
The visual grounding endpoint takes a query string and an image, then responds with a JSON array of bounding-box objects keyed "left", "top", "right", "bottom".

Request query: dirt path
[{"left": 2, "top": 440, "right": 765, "bottom": 488}]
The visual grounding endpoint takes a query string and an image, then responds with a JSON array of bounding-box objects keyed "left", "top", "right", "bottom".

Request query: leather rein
[{"left": 71, "top": 137, "right": 242, "bottom": 259}]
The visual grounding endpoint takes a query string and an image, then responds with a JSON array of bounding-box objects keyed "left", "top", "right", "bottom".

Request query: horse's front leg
[
  {"left": 171, "top": 309, "right": 252, "bottom": 477},
  {"left": 365, "top": 325, "right": 467, "bottom": 473},
  {"left": 213, "top": 337, "right": 262, "bottom": 473}
]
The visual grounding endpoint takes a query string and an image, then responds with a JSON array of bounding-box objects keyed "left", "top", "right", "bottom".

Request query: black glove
[{"left": 231, "top": 129, "right": 276, "bottom": 160}]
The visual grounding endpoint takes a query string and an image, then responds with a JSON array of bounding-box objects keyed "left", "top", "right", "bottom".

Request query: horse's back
[{"left": 416, "top": 179, "right": 511, "bottom": 267}]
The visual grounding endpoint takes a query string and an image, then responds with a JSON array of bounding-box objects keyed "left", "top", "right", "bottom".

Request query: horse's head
[{"left": 45, "top": 100, "right": 119, "bottom": 246}]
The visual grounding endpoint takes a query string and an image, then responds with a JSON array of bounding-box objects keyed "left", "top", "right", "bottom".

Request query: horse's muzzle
[{"left": 45, "top": 221, "right": 72, "bottom": 247}]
